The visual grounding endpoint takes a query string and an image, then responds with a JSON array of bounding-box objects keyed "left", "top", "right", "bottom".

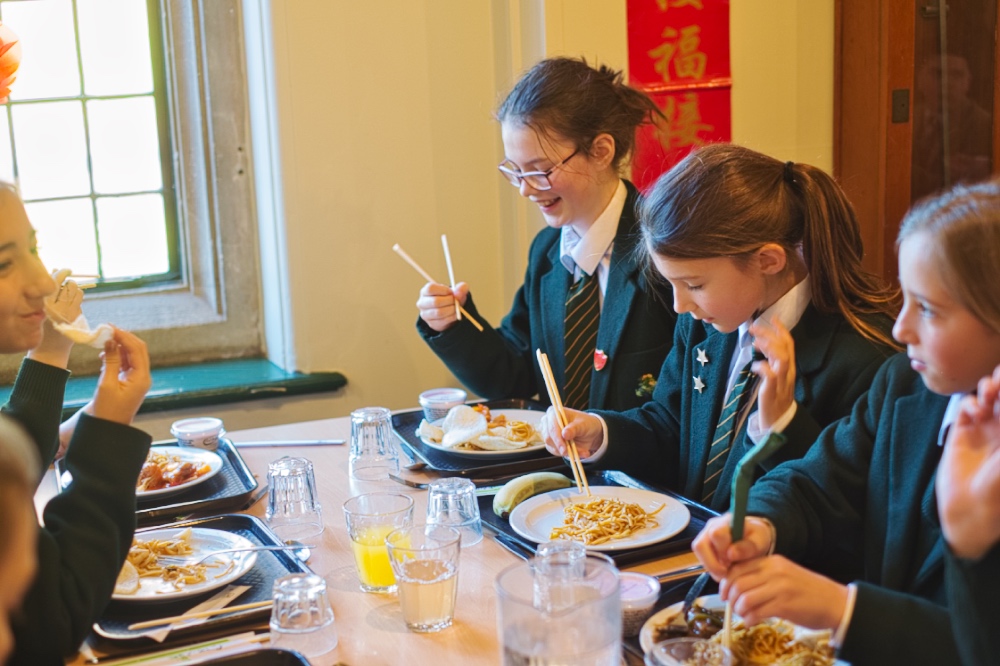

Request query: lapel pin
[
  {"left": 694, "top": 376, "right": 705, "bottom": 393},
  {"left": 594, "top": 349, "right": 608, "bottom": 371},
  {"left": 696, "top": 348, "right": 709, "bottom": 366}
]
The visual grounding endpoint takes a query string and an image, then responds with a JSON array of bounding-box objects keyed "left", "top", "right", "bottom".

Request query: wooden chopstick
[
  {"left": 440, "top": 234, "right": 460, "bottom": 321},
  {"left": 392, "top": 243, "right": 484, "bottom": 332},
  {"left": 127, "top": 600, "right": 273, "bottom": 630},
  {"left": 535, "top": 349, "right": 591, "bottom": 495}
]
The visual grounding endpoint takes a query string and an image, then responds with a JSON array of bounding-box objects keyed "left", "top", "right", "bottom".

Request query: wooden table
[{"left": 50, "top": 415, "right": 699, "bottom": 665}]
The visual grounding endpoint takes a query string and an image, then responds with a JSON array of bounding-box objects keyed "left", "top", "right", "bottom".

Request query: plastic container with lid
[
  {"left": 170, "top": 417, "right": 225, "bottom": 451},
  {"left": 418, "top": 388, "right": 467, "bottom": 422},
  {"left": 619, "top": 571, "right": 661, "bottom": 637}
]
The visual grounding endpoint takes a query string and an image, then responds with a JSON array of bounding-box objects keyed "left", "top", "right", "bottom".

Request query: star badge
[
  {"left": 696, "top": 348, "right": 709, "bottom": 366},
  {"left": 693, "top": 376, "right": 705, "bottom": 393}
]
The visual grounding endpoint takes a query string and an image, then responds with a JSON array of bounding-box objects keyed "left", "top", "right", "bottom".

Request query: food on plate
[
  {"left": 114, "top": 560, "right": 140, "bottom": 595},
  {"left": 550, "top": 497, "right": 664, "bottom": 546},
  {"left": 652, "top": 605, "right": 835, "bottom": 666},
  {"left": 117, "top": 528, "right": 235, "bottom": 594},
  {"left": 417, "top": 404, "right": 542, "bottom": 452},
  {"left": 137, "top": 449, "right": 213, "bottom": 492},
  {"left": 492, "top": 471, "right": 573, "bottom": 518}
]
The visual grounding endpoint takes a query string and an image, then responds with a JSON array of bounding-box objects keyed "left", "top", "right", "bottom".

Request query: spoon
[{"left": 285, "top": 539, "right": 312, "bottom": 562}]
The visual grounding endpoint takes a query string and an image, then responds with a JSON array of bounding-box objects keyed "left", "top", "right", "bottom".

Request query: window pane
[
  {"left": 1, "top": 0, "right": 80, "bottom": 100},
  {"left": 0, "top": 107, "right": 13, "bottom": 183},
  {"left": 88, "top": 97, "right": 162, "bottom": 194},
  {"left": 12, "top": 101, "right": 90, "bottom": 200},
  {"left": 78, "top": 0, "right": 154, "bottom": 96},
  {"left": 96, "top": 194, "right": 168, "bottom": 278},
  {"left": 27, "top": 197, "right": 99, "bottom": 274}
]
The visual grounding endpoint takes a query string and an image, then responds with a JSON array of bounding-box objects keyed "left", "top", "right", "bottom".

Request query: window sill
[{"left": 0, "top": 358, "right": 347, "bottom": 419}]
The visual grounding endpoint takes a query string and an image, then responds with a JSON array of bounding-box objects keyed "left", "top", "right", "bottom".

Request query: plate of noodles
[
  {"left": 640, "top": 594, "right": 842, "bottom": 665},
  {"left": 112, "top": 527, "right": 258, "bottom": 602},
  {"left": 508, "top": 486, "right": 690, "bottom": 551},
  {"left": 136, "top": 446, "right": 224, "bottom": 499},
  {"left": 416, "top": 405, "right": 546, "bottom": 459}
]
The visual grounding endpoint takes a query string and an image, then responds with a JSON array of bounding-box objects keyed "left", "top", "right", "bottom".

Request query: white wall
[{"left": 137, "top": 0, "right": 834, "bottom": 440}]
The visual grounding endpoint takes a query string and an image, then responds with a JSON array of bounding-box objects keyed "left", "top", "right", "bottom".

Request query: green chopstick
[{"left": 728, "top": 432, "right": 786, "bottom": 542}]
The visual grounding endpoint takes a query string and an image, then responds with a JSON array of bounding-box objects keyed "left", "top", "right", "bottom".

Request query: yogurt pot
[
  {"left": 418, "top": 388, "right": 467, "bottom": 422},
  {"left": 620, "top": 571, "right": 661, "bottom": 637},
  {"left": 171, "top": 417, "right": 225, "bottom": 451}
]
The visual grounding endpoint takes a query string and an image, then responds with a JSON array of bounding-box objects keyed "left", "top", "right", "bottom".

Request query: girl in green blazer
[
  {"left": 694, "top": 180, "right": 1000, "bottom": 665},
  {"left": 416, "top": 58, "right": 676, "bottom": 413},
  {"left": 542, "top": 144, "right": 898, "bottom": 509}
]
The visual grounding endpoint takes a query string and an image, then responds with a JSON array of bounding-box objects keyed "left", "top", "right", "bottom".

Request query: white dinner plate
[
  {"left": 417, "top": 408, "right": 547, "bottom": 459},
  {"left": 508, "top": 486, "right": 690, "bottom": 552},
  {"left": 136, "top": 446, "right": 225, "bottom": 499},
  {"left": 639, "top": 594, "right": 846, "bottom": 664},
  {"left": 113, "top": 527, "right": 258, "bottom": 603}
]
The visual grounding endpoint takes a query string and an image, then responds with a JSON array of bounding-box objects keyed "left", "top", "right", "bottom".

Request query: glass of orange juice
[{"left": 343, "top": 492, "right": 414, "bottom": 593}]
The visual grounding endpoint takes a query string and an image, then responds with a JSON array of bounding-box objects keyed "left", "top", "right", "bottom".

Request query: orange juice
[{"left": 350, "top": 525, "right": 398, "bottom": 591}]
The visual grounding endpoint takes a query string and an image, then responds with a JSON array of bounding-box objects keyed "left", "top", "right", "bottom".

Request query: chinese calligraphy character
[
  {"left": 656, "top": 0, "right": 705, "bottom": 10},
  {"left": 647, "top": 25, "right": 707, "bottom": 82},
  {"left": 656, "top": 93, "right": 713, "bottom": 148}
]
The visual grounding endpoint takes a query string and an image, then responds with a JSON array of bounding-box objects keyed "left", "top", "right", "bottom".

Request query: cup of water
[
  {"left": 385, "top": 523, "right": 461, "bottom": 633},
  {"left": 269, "top": 573, "right": 338, "bottom": 659}
]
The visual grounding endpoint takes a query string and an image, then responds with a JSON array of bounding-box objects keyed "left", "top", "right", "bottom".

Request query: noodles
[
  {"left": 713, "top": 620, "right": 835, "bottom": 666},
  {"left": 125, "top": 528, "right": 217, "bottom": 592},
  {"left": 550, "top": 497, "right": 664, "bottom": 545}
]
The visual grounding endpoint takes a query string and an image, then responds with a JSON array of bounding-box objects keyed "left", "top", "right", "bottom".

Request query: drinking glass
[
  {"left": 269, "top": 573, "right": 338, "bottom": 659},
  {"left": 496, "top": 553, "right": 621, "bottom": 665},
  {"left": 265, "top": 456, "right": 324, "bottom": 541},
  {"left": 425, "top": 477, "right": 483, "bottom": 547},
  {"left": 342, "top": 492, "right": 414, "bottom": 593},
  {"left": 350, "top": 406, "right": 400, "bottom": 482},
  {"left": 386, "top": 523, "right": 461, "bottom": 633}
]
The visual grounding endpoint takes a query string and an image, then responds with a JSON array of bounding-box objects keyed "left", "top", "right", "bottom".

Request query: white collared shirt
[{"left": 559, "top": 179, "right": 626, "bottom": 309}]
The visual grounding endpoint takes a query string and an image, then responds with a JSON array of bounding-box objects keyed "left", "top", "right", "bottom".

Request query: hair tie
[{"left": 783, "top": 160, "right": 795, "bottom": 184}]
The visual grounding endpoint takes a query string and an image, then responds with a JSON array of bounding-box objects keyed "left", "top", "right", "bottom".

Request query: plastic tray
[
  {"left": 392, "top": 398, "right": 559, "bottom": 477},
  {"left": 90, "top": 514, "right": 312, "bottom": 653},
  {"left": 480, "top": 470, "right": 718, "bottom": 567},
  {"left": 55, "top": 438, "right": 260, "bottom": 526},
  {"left": 197, "top": 648, "right": 311, "bottom": 665}
]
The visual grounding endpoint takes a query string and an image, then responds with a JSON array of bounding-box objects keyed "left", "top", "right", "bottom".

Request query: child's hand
[
  {"left": 750, "top": 318, "right": 797, "bottom": 431},
  {"left": 91, "top": 328, "right": 152, "bottom": 426},
  {"left": 540, "top": 407, "right": 603, "bottom": 458},
  {"left": 29, "top": 269, "right": 82, "bottom": 368},
  {"left": 721, "top": 554, "right": 849, "bottom": 631},
  {"left": 692, "top": 513, "right": 773, "bottom": 580},
  {"left": 417, "top": 281, "right": 470, "bottom": 332}
]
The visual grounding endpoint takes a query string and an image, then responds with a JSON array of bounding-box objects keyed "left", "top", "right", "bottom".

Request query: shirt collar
[
  {"left": 560, "top": 179, "right": 626, "bottom": 276},
  {"left": 737, "top": 277, "right": 813, "bottom": 349},
  {"left": 938, "top": 393, "right": 967, "bottom": 447}
]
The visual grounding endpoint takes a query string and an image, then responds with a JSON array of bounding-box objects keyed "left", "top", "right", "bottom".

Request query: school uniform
[
  {"left": 593, "top": 304, "right": 895, "bottom": 510},
  {"left": 5, "top": 358, "right": 152, "bottom": 665},
  {"left": 418, "top": 180, "right": 676, "bottom": 412},
  {"left": 746, "top": 353, "right": 961, "bottom": 665},
  {"left": 944, "top": 541, "right": 1000, "bottom": 665}
]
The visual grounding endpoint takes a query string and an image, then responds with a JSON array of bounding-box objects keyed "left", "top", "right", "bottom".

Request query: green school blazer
[
  {"left": 747, "top": 354, "right": 960, "bottom": 665},
  {"left": 418, "top": 181, "right": 676, "bottom": 413},
  {"left": 945, "top": 543, "right": 1000, "bottom": 666},
  {"left": 594, "top": 307, "right": 896, "bottom": 511}
]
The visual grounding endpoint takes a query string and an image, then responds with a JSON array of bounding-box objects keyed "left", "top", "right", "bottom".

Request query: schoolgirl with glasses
[{"left": 415, "top": 57, "right": 676, "bottom": 415}]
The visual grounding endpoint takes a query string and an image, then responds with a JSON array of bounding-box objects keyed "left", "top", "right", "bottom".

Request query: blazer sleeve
[
  {"left": 943, "top": 543, "right": 1000, "bottom": 666},
  {"left": 11, "top": 414, "right": 152, "bottom": 661},
  {"left": 2, "top": 358, "right": 69, "bottom": 474}
]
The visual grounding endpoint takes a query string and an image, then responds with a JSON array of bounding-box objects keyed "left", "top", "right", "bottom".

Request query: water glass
[
  {"left": 532, "top": 539, "right": 588, "bottom": 612},
  {"left": 342, "top": 492, "right": 414, "bottom": 593},
  {"left": 386, "top": 523, "right": 461, "bottom": 633},
  {"left": 425, "top": 477, "right": 483, "bottom": 547},
  {"left": 269, "top": 573, "right": 338, "bottom": 659},
  {"left": 350, "top": 406, "right": 400, "bottom": 482},
  {"left": 265, "top": 456, "right": 324, "bottom": 541},
  {"left": 496, "top": 553, "right": 621, "bottom": 665}
]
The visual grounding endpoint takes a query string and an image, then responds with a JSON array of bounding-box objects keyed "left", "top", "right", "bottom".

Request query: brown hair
[
  {"left": 496, "top": 57, "right": 664, "bottom": 171},
  {"left": 639, "top": 143, "right": 900, "bottom": 348},
  {"left": 897, "top": 179, "right": 1000, "bottom": 334},
  {"left": 0, "top": 415, "right": 39, "bottom": 561}
]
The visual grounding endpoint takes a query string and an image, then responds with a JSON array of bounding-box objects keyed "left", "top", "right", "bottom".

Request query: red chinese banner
[{"left": 627, "top": 0, "right": 731, "bottom": 192}]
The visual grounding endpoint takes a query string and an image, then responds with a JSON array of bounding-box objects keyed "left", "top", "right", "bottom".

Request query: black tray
[
  {"left": 481, "top": 470, "right": 718, "bottom": 567},
  {"left": 392, "top": 398, "right": 559, "bottom": 477},
  {"left": 56, "top": 438, "right": 260, "bottom": 526},
  {"left": 198, "top": 648, "right": 311, "bottom": 665},
  {"left": 89, "top": 514, "right": 312, "bottom": 654}
]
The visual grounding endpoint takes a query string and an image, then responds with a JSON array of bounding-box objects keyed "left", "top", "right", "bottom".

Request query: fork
[{"left": 156, "top": 544, "right": 314, "bottom": 566}]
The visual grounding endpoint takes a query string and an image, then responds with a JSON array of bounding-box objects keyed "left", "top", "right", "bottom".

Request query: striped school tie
[
  {"left": 701, "top": 360, "right": 756, "bottom": 503},
  {"left": 563, "top": 271, "right": 600, "bottom": 410}
]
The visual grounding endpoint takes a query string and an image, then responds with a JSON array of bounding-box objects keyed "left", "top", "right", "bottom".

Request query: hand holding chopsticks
[
  {"left": 392, "top": 243, "right": 484, "bottom": 332},
  {"left": 535, "top": 349, "right": 590, "bottom": 496}
]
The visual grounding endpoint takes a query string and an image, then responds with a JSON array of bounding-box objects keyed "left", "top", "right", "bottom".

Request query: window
[{"left": 0, "top": 0, "right": 262, "bottom": 380}]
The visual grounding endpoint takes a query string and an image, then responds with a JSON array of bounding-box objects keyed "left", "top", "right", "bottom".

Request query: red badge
[{"left": 594, "top": 349, "right": 608, "bottom": 371}]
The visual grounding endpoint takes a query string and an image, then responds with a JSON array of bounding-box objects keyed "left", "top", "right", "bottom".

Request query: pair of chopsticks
[
  {"left": 127, "top": 600, "right": 273, "bottom": 630},
  {"left": 392, "top": 241, "right": 484, "bottom": 332},
  {"left": 535, "top": 349, "right": 590, "bottom": 495}
]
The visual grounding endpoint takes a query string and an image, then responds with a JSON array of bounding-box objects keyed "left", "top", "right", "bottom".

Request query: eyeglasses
[{"left": 497, "top": 148, "right": 580, "bottom": 191}]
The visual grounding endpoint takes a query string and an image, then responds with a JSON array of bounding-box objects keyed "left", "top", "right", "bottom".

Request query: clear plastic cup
[
  {"left": 425, "top": 477, "right": 483, "bottom": 547},
  {"left": 265, "top": 456, "right": 324, "bottom": 541},
  {"left": 269, "top": 573, "right": 338, "bottom": 659},
  {"left": 342, "top": 492, "right": 414, "bottom": 593},
  {"left": 349, "top": 407, "right": 400, "bottom": 482},
  {"left": 386, "top": 523, "right": 461, "bottom": 633}
]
